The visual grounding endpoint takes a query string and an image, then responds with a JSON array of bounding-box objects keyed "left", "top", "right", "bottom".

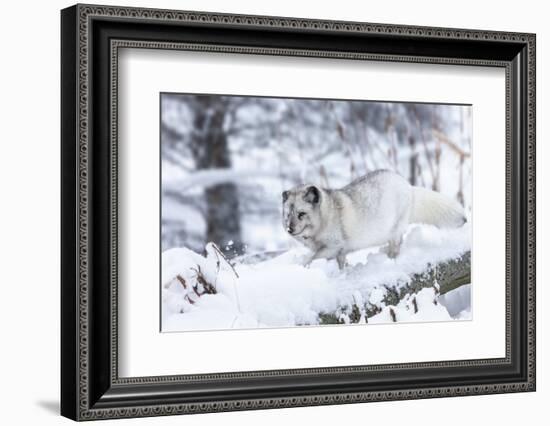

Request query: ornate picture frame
[{"left": 61, "top": 4, "right": 535, "bottom": 421}]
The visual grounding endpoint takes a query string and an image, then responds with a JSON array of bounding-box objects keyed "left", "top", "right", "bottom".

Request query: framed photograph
[{"left": 61, "top": 4, "right": 536, "bottom": 421}]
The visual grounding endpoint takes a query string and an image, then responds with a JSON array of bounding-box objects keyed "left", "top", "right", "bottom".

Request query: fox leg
[
  {"left": 381, "top": 235, "right": 403, "bottom": 259},
  {"left": 304, "top": 246, "right": 341, "bottom": 267},
  {"left": 336, "top": 251, "right": 347, "bottom": 270},
  {"left": 381, "top": 208, "right": 408, "bottom": 259}
]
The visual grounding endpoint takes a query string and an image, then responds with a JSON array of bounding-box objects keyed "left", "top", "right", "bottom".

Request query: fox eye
[{"left": 298, "top": 212, "right": 306, "bottom": 220}]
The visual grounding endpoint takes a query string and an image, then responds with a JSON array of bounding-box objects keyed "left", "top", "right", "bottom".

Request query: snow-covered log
[
  {"left": 318, "top": 251, "right": 470, "bottom": 325},
  {"left": 383, "top": 251, "right": 470, "bottom": 303}
]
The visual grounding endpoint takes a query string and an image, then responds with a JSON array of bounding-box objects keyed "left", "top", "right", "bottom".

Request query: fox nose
[{"left": 287, "top": 225, "right": 294, "bottom": 234}]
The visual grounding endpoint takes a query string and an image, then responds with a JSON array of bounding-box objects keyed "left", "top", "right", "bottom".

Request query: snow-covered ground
[{"left": 161, "top": 223, "right": 472, "bottom": 332}]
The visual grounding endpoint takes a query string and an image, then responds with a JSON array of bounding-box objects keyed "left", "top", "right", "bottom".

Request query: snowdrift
[{"left": 162, "top": 224, "right": 472, "bottom": 332}]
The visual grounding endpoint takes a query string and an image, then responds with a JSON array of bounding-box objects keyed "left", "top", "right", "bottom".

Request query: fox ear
[
  {"left": 303, "top": 186, "right": 320, "bottom": 204},
  {"left": 282, "top": 190, "right": 289, "bottom": 202}
]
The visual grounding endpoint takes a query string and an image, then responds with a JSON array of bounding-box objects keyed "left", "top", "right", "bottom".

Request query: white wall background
[{"left": 0, "top": 0, "right": 546, "bottom": 424}]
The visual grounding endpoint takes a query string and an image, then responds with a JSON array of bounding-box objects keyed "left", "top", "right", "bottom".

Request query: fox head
[{"left": 282, "top": 185, "right": 323, "bottom": 241}]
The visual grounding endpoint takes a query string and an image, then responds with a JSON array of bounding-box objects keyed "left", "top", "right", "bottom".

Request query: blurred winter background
[{"left": 161, "top": 94, "right": 471, "bottom": 257}]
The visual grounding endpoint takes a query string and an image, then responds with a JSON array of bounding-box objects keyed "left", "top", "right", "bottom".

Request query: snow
[
  {"left": 161, "top": 223, "right": 472, "bottom": 332},
  {"left": 368, "top": 287, "right": 386, "bottom": 308},
  {"left": 439, "top": 284, "right": 472, "bottom": 318}
]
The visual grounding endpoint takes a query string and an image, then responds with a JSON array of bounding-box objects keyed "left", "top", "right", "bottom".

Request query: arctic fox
[{"left": 282, "top": 170, "right": 466, "bottom": 269}]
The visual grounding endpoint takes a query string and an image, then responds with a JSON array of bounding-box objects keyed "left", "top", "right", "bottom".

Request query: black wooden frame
[{"left": 61, "top": 4, "right": 536, "bottom": 421}]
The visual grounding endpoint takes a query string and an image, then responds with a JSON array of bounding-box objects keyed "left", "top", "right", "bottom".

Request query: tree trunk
[
  {"left": 190, "top": 96, "right": 243, "bottom": 255},
  {"left": 408, "top": 135, "right": 417, "bottom": 185}
]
